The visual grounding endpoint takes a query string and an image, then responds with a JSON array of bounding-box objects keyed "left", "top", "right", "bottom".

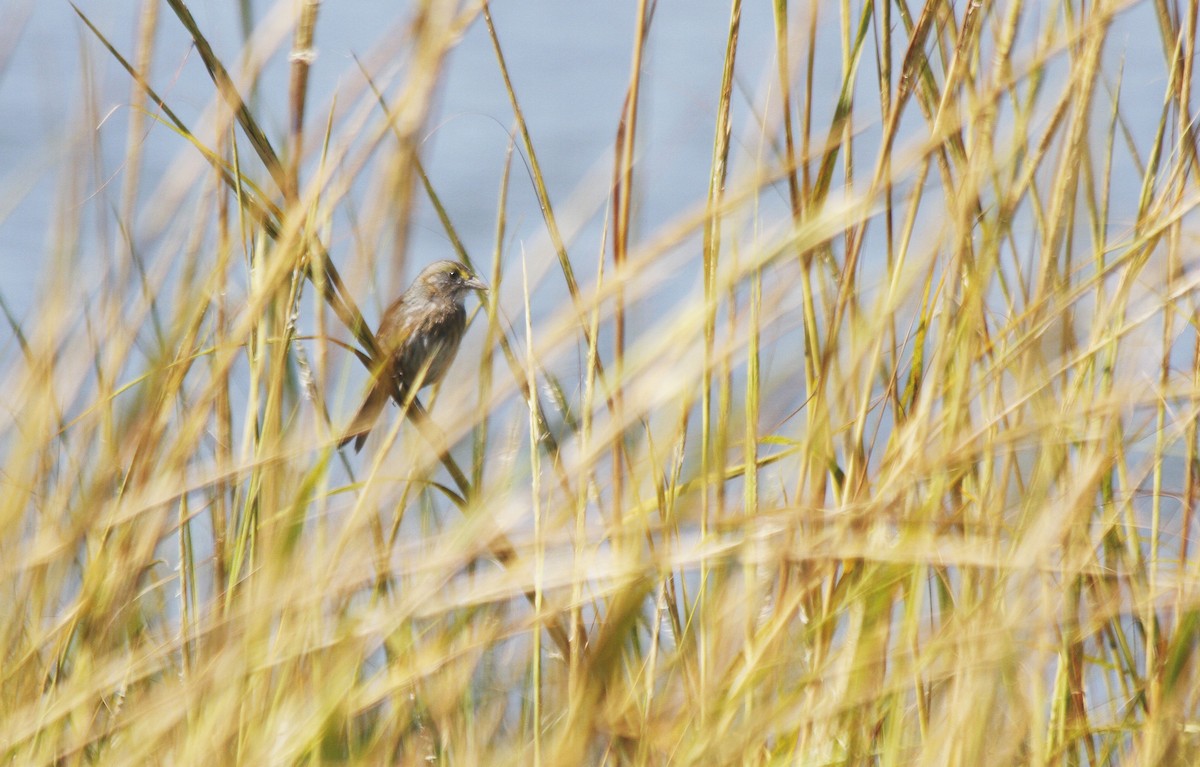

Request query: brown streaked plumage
[{"left": 340, "top": 260, "right": 487, "bottom": 452}]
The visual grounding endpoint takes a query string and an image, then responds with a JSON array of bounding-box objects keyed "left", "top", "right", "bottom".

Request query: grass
[{"left": 3, "top": 0, "right": 1200, "bottom": 763}]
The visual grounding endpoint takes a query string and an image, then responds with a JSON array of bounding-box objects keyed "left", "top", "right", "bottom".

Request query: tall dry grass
[{"left": 3, "top": 0, "right": 1200, "bottom": 764}]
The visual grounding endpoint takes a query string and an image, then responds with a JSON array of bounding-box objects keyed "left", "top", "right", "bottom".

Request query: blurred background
[{"left": 1, "top": 1, "right": 1173, "bottom": 315}]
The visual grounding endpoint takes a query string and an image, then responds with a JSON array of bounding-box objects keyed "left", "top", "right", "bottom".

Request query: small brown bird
[{"left": 340, "top": 260, "right": 487, "bottom": 452}]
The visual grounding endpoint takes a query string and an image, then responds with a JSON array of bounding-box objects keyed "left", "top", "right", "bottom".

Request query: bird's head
[{"left": 415, "top": 260, "right": 488, "bottom": 304}]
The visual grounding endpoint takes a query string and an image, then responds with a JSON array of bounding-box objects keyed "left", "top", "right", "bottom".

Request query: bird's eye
[{"left": 449, "top": 269, "right": 459, "bottom": 279}]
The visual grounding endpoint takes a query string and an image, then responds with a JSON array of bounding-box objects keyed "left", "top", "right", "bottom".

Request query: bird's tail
[{"left": 339, "top": 384, "right": 390, "bottom": 452}]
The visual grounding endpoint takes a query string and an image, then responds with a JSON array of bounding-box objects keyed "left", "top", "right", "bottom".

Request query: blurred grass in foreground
[{"left": 3, "top": 0, "right": 1200, "bottom": 764}]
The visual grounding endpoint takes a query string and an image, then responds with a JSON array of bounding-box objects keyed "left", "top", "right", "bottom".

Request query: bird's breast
[{"left": 392, "top": 303, "right": 467, "bottom": 388}]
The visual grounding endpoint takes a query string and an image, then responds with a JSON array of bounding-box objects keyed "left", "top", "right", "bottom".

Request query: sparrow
[{"left": 340, "top": 260, "right": 487, "bottom": 451}]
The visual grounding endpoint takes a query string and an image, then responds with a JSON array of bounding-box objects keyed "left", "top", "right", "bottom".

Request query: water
[{"left": 1, "top": 1, "right": 1183, "bottom": 313}]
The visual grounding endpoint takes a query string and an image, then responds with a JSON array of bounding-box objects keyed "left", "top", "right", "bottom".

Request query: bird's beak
[{"left": 464, "top": 274, "right": 488, "bottom": 292}]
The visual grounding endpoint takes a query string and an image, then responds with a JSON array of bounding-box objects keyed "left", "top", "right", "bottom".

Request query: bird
[{"left": 340, "top": 260, "right": 487, "bottom": 452}]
